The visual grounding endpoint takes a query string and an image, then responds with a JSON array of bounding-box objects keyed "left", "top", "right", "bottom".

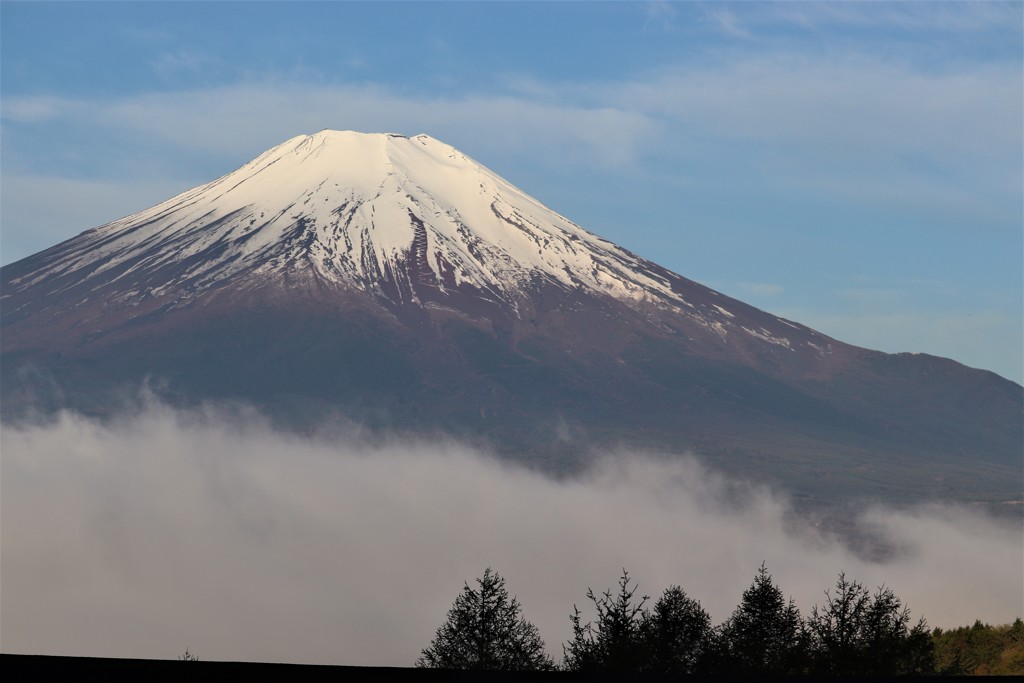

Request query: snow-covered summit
[{"left": 10, "top": 130, "right": 699, "bottom": 314}]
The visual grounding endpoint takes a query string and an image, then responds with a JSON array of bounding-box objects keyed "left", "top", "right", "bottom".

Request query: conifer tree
[
  {"left": 563, "top": 569, "right": 651, "bottom": 672},
  {"left": 643, "top": 585, "right": 713, "bottom": 673},
  {"left": 416, "top": 568, "right": 553, "bottom": 671},
  {"left": 716, "top": 563, "right": 805, "bottom": 674}
]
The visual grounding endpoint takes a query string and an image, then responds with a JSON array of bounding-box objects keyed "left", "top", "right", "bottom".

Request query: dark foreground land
[
  {"left": 1, "top": 655, "right": 552, "bottom": 681},
  {"left": 0, "top": 654, "right": 986, "bottom": 681}
]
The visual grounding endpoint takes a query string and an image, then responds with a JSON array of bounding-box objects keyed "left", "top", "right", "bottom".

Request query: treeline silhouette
[{"left": 417, "top": 564, "right": 1004, "bottom": 674}]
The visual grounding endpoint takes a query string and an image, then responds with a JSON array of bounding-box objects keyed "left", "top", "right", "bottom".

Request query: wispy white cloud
[
  {"left": 703, "top": 6, "right": 751, "bottom": 39},
  {"left": 2, "top": 406, "right": 1020, "bottom": 665},
  {"left": 643, "top": 0, "right": 678, "bottom": 32},
  {"left": 1, "top": 95, "right": 79, "bottom": 123},
  {"left": 4, "top": 53, "right": 1017, "bottom": 226},
  {"left": 151, "top": 49, "right": 216, "bottom": 79},
  {"left": 703, "top": 1, "right": 1022, "bottom": 36},
  {"left": 616, "top": 57, "right": 1020, "bottom": 177},
  {"left": 1, "top": 83, "right": 658, "bottom": 171}
]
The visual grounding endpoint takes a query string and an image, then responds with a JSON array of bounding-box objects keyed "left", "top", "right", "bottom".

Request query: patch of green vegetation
[{"left": 932, "top": 618, "right": 1024, "bottom": 675}]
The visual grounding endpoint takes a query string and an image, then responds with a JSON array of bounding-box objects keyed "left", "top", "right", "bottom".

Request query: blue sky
[{"left": 2, "top": 1, "right": 1021, "bottom": 383}]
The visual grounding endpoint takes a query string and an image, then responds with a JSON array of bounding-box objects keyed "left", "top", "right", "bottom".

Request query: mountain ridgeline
[{"left": 2, "top": 131, "right": 1020, "bottom": 509}]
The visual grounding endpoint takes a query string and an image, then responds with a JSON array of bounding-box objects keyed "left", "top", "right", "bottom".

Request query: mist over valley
[{"left": 3, "top": 402, "right": 1020, "bottom": 666}]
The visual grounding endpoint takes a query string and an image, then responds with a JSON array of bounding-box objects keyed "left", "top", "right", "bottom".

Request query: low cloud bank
[{"left": 2, "top": 405, "right": 1020, "bottom": 665}]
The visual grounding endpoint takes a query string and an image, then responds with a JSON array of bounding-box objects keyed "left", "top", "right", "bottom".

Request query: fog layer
[{"left": 2, "top": 406, "right": 1020, "bottom": 665}]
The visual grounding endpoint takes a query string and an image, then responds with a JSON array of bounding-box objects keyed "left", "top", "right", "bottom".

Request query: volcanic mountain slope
[{"left": 2, "top": 130, "right": 1020, "bottom": 508}]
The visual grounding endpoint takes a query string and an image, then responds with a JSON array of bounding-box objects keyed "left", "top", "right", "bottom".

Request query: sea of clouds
[{"left": 2, "top": 403, "right": 1020, "bottom": 666}]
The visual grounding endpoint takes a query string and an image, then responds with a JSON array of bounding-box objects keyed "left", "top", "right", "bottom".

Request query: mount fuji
[{"left": 2, "top": 130, "right": 1020, "bottom": 509}]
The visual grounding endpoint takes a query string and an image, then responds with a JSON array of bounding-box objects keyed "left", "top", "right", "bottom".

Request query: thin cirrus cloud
[
  {"left": 701, "top": 0, "right": 1021, "bottom": 35},
  {"left": 151, "top": 49, "right": 217, "bottom": 79},
  {"left": 2, "top": 404, "right": 1020, "bottom": 666},
  {"left": 5, "top": 53, "right": 1017, "bottom": 191},
  {"left": 2, "top": 84, "right": 659, "bottom": 167},
  {"left": 611, "top": 59, "right": 1020, "bottom": 181}
]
